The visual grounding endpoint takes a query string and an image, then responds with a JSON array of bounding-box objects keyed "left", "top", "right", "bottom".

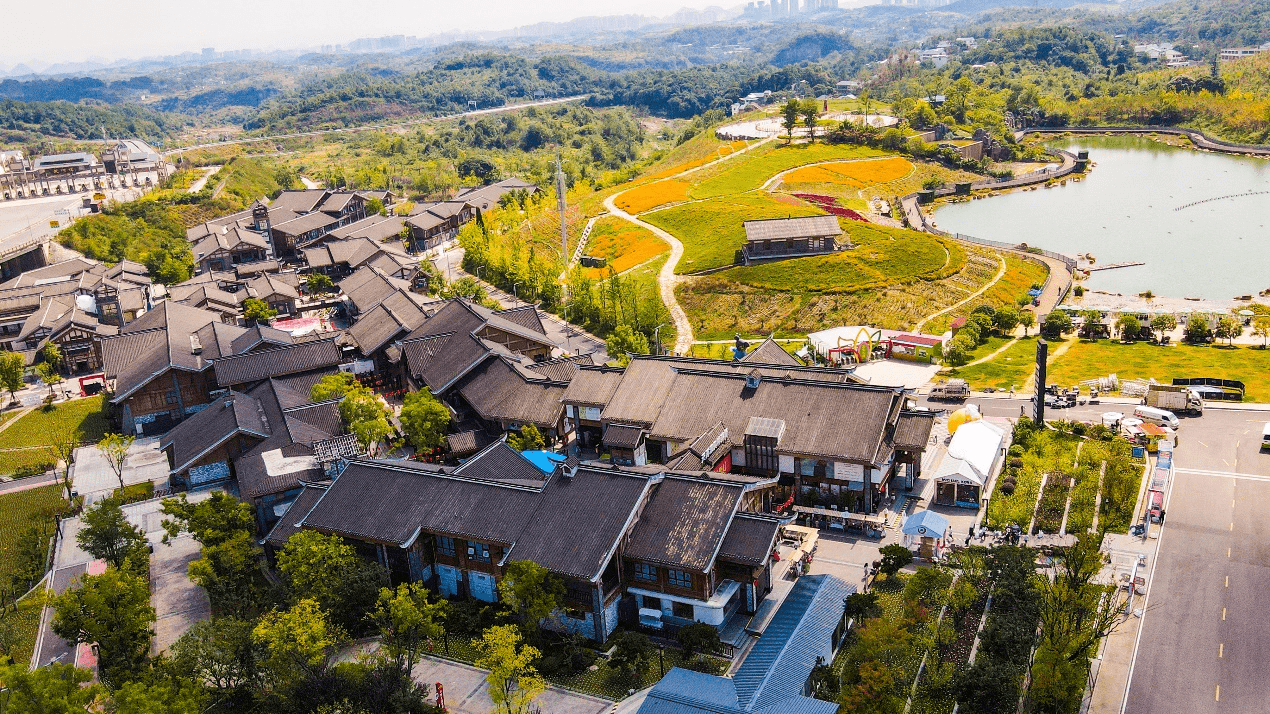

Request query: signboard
[
  {"left": 49, "top": 220, "right": 59, "bottom": 228},
  {"left": 834, "top": 461, "right": 865, "bottom": 482},
  {"left": 1033, "top": 339, "right": 1048, "bottom": 424}
]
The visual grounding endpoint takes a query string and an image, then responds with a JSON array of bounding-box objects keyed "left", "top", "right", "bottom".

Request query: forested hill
[
  {"left": 0, "top": 99, "right": 182, "bottom": 143},
  {"left": 245, "top": 54, "right": 862, "bottom": 131}
]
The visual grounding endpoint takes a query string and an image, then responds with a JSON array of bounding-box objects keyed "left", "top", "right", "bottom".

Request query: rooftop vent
[
  {"left": 190, "top": 334, "right": 203, "bottom": 355},
  {"left": 745, "top": 369, "right": 762, "bottom": 389}
]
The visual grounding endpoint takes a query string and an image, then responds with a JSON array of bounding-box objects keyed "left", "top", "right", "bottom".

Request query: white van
[
  {"left": 1261, "top": 422, "right": 1270, "bottom": 450},
  {"left": 1134, "top": 405, "right": 1179, "bottom": 429}
]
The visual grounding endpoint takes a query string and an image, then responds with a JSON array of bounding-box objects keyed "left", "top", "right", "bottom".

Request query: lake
[{"left": 932, "top": 136, "right": 1270, "bottom": 300}]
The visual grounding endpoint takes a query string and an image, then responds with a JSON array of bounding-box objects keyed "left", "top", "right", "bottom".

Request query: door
[
  {"left": 437, "top": 565, "right": 460, "bottom": 598},
  {"left": 469, "top": 572, "right": 497, "bottom": 603}
]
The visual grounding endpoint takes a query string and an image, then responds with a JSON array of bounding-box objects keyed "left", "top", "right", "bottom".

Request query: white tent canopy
[{"left": 933, "top": 420, "right": 1006, "bottom": 487}]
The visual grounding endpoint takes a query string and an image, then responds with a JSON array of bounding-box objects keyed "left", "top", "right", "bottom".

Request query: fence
[{"left": 1017, "top": 126, "right": 1270, "bottom": 158}]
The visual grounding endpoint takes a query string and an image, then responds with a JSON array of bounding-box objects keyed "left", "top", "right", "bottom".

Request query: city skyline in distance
[{"left": 2, "top": 0, "right": 741, "bottom": 71}]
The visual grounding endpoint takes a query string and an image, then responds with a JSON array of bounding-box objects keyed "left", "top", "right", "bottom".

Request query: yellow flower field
[
  {"left": 784, "top": 157, "right": 913, "bottom": 188},
  {"left": 581, "top": 218, "right": 669, "bottom": 278},
  {"left": 616, "top": 180, "right": 692, "bottom": 214},
  {"left": 644, "top": 141, "right": 749, "bottom": 181}
]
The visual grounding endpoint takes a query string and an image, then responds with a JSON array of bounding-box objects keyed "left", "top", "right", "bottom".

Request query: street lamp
[
  {"left": 658, "top": 643, "right": 665, "bottom": 676},
  {"left": 653, "top": 323, "right": 667, "bottom": 356},
  {"left": 513, "top": 281, "right": 522, "bottom": 300}
]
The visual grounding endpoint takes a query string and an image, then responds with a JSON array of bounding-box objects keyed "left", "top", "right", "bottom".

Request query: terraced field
[{"left": 581, "top": 217, "right": 668, "bottom": 278}]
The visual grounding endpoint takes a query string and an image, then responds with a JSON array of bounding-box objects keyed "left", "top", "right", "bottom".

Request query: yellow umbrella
[{"left": 948, "top": 405, "right": 982, "bottom": 434}]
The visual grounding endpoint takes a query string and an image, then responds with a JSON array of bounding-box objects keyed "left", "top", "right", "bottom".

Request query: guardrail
[{"left": 1016, "top": 126, "right": 1270, "bottom": 158}]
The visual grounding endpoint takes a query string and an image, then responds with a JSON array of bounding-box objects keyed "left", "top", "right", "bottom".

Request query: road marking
[
  {"left": 1228, "top": 547, "right": 1232, "bottom": 558},
  {"left": 1223, "top": 607, "right": 1227, "bottom": 620},
  {"left": 1223, "top": 459, "right": 1231, "bottom": 466},
  {"left": 1219, "top": 643, "right": 1224, "bottom": 658},
  {"left": 1230, "top": 522, "right": 1234, "bottom": 531},
  {"left": 1175, "top": 468, "right": 1270, "bottom": 483},
  {"left": 1225, "top": 575, "right": 1229, "bottom": 587},
  {"left": 1199, "top": 441, "right": 1209, "bottom": 447},
  {"left": 1232, "top": 500, "right": 1236, "bottom": 508},
  {"left": 1216, "top": 685, "right": 1221, "bottom": 701}
]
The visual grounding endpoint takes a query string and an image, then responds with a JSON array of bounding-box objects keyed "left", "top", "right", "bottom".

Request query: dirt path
[
  {"left": 1021, "top": 338, "right": 1076, "bottom": 392},
  {"left": 911, "top": 252, "right": 1007, "bottom": 335},
  {"left": 187, "top": 165, "right": 221, "bottom": 193},
  {"left": 604, "top": 137, "right": 774, "bottom": 355},
  {"left": 963, "top": 337, "right": 1021, "bottom": 368}
]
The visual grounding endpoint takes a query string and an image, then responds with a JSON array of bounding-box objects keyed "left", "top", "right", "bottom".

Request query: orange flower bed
[
  {"left": 616, "top": 180, "right": 691, "bottom": 214},
  {"left": 784, "top": 157, "right": 913, "bottom": 188},
  {"left": 582, "top": 220, "right": 668, "bottom": 278},
  {"left": 644, "top": 141, "right": 749, "bottom": 181}
]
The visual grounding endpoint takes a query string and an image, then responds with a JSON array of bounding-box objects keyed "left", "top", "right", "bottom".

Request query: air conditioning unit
[{"left": 467, "top": 547, "right": 475, "bottom": 556}]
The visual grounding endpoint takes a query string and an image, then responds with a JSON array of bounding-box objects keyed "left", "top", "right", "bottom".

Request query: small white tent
[{"left": 932, "top": 420, "right": 1005, "bottom": 507}]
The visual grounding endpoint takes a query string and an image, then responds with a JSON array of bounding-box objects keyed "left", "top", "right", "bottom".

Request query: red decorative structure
[
  {"left": 792, "top": 193, "right": 869, "bottom": 222},
  {"left": 436, "top": 682, "right": 445, "bottom": 711}
]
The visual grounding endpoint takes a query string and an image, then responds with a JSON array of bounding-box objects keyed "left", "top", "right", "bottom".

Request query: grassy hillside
[{"left": 643, "top": 193, "right": 826, "bottom": 274}]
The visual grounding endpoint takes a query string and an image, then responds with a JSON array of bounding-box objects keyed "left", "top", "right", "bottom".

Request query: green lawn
[
  {"left": 0, "top": 396, "right": 109, "bottom": 477},
  {"left": 719, "top": 224, "right": 955, "bottom": 293},
  {"left": 689, "top": 143, "right": 888, "bottom": 199},
  {"left": 1045, "top": 341, "right": 1270, "bottom": 402},
  {"left": 688, "top": 339, "right": 805, "bottom": 360},
  {"left": 0, "top": 484, "right": 67, "bottom": 587},
  {"left": 643, "top": 194, "right": 825, "bottom": 274},
  {"left": 945, "top": 337, "right": 1053, "bottom": 391}
]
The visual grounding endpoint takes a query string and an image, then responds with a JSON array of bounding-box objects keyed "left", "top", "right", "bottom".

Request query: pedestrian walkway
[{"left": 411, "top": 655, "right": 612, "bottom": 714}]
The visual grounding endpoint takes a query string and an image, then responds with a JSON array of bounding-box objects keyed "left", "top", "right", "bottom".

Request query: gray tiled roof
[
  {"left": 742, "top": 215, "right": 842, "bottom": 243},
  {"left": 493, "top": 305, "right": 546, "bottom": 335},
  {"left": 400, "top": 331, "right": 493, "bottom": 394},
  {"left": 160, "top": 392, "right": 271, "bottom": 473},
  {"left": 717, "top": 514, "right": 780, "bottom": 567},
  {"left": 212, "top": 340, "right": 343, "bottom": 388},
  {"left": 264, "top": 484, "right": 329, "bottom": 548},
  {"left": 893, "top": 411, "right": 936, "bottom": 450},
  {"left": 455, "top": 357, "right": 567, "bottom": 428},
  {"left": 602, "top": 423, "right": 645, "bottom": 450},
  {"left": 453, "top": 441, "right": 547, "bottom": 486},
  {"left": 740, "top": 338, "right": 800, "bottom": 366},
  {"left": 560, "top": 366, "right": 624, "bottom": 406},
  {"left": 523, "top": 354, "right": 592, "bottom": 382},
  {"left": 626, "top": 476, "right": 743, "bottom": 572}
]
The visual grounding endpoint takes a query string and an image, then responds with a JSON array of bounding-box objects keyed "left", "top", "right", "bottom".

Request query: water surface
[{"left": 933, "top": 136, "right": 1270, "bottom": 299}]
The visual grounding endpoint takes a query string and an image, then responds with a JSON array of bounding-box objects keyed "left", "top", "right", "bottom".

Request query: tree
[
  {"left": 0, "top": 350, "right": 23, "bottom": 405},
  {"left": 506, "top": 424, "right": 545, "bottom": 452},
  {"left": 941, "top": 335, "right": 972, "bottom": 367},
  {"left": 1150, "top": 313, "right": 1177, "bottom": 342},
  {"left": 1019, "top": 310, "right": 1035, "bottom": 336},
  {"left": 678, "top": 621, "right": 722, "bottom": 658},
  {"left": 608, "top": 631, "right": 654, "bottom": 683},
  {"left": 839, "top": 617, "right": 913, "bottom": 714},
  {"left": 365, "top": 197, "right": 386, "bottom": 216},
  {"left": 497, "top": 560, "right": 564, "bottom": 643},
  {"left": 1042, "top": 310, "right": 1072, "bottom": 338},
  {"left": 49, "top": 428, "right": 80, "bottom": 500},
  {"left": 781, "top": 99, "right": 800, "bottom": 144},
  {"left": 252, "top": 599, "right": 345, "bottom": 689},
  {"left": 310, "top": 373, "right": 394, "bottom": 451},
  {"left": 36, "top": 361, "right": 62, "bottom": 400},
  {"left": 416, "top": 258, "right": 446, "bottom": 295},
  {"left": 170, "top": 617, "right": 260, "bottom": 694},
  {"left": 605, "top": 324, "right": 650, "bottom": 366},
  {"left": 1183, "top": 315, "right": 1212, "bottom": 344},
  {"left": 965, "top": 313, "right": 993, "bottom": 346},
  {"left": 242, "top": 298, "right": 277, "bottom": 325},
  {"left": 399, "top": 388, "right": 450, "bottom": 451},
  {"left": 278, "top": 530, "right": 386, "bottom": 633},
  {"left": 109, "top": 678, "right": 207, "bottom": 714},
  {"left": 444, "top": 276, "right": 488, "bottom": 302},
  {"left": 993, "top": 305, "right": 1021, "bottom": 335},
  {"left": 189, "top": 531, "right": 264, "bottom": 619},
  {"left": 844, "top": 591, "right": 881, "bottom": 623},
  {"left": 77, "top": 497, "right": 147, "bottom": 571},
  {"left": 1115, "top": 314, "right": 1140, "bottom": 341},
  {"left": 800, "top": 99, "right": 820, "bottom": 143},
  {"left": 50, "top": 567, "right": 155, "bottom": 685},
  {"left": 41, "top": 343, "right": 63, "bottom": 373},
  {"left": 877, "top": 544, "right": 913, "bottom": 580},
  {"left": 97, "top": 433, "right": 134, "bottom": 493},
  {"left": 1078, "top": 309, "right": 1104, "bottom": 340},
  {"left": 310, "top": 372, "right": 361, "bottom": 402},
  {"left": 473, "top": 625, "right": 545, "bottom": 714},
  {"left": 161, "top": 491, "right": 255, "bottom": 547},
  {"left": 1214, "top": 316, "right": 1241, "bottom": 345},
  {"left": 372, "top": 582, "right": 446, "bottom": 673},
  {"left": 305, "top": 273, "right": 335, "bottom": 295},
  {"left": 0, "top": 662, "right": 104, "bottom": 713},
  {"left": 1253, "top": 316, "right": 1270, "bottom": 348}
]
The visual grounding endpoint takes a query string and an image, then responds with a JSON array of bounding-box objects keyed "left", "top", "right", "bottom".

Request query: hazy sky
[{"left": 3, "top": 0, "right": 731, "bottom": 69}]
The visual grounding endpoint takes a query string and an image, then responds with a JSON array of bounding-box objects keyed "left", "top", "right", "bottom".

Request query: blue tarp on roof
[
  {"left": 901, "top": 509, "right": 950, "bottom": 537},
  {"left": 519, "top": 450, "right": 565, "bottom": 474}
]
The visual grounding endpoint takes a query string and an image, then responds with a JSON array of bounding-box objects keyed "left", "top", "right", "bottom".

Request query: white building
[{"left": 932, "top": 420, "right": 1006, "bottom": 508}]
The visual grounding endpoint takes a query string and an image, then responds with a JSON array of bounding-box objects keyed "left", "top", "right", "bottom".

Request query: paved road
[{"left": 1123, "top": 410, "right": 1270, "bottom": 713}]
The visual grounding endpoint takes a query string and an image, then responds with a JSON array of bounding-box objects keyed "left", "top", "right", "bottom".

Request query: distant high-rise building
[{"left": 201, "top": 47, "right": 215, "bottom": 59}]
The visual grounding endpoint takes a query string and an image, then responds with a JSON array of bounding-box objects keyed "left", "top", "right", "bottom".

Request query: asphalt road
[{"left": 1123, "top": 408, "right": 1270, "bottom": 713}]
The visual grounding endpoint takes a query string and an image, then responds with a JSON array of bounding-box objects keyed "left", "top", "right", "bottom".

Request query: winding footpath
[
  {"left": 604, "top": 137, "right": 774, "bottom": 355},
  {"left": 911, "top": 252, "right": 1007, "bottom": 335}
]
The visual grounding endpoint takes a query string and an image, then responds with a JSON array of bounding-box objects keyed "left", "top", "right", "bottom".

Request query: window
[
  {"left": 672, "top": 601, "right": 694, "bottom": 619},
  {"left": 472, "top": 543, "right": 491, "bottom": 562},
  {"left": 437, "top": 536, "right": 456, "bottom": 557},
  {"left": 667, "top": 569, "right": 692, "bottom": 589},
  {"left": 642, "top": 595, "right": 662, "bottom": 610},
  {"left": 635, "top": 563, "right": 657, "bottom": 582}
]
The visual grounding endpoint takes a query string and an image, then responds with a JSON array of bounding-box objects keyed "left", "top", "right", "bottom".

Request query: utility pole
[{"left": 555, "top": 157, "right": 568, "bottom": 261}]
